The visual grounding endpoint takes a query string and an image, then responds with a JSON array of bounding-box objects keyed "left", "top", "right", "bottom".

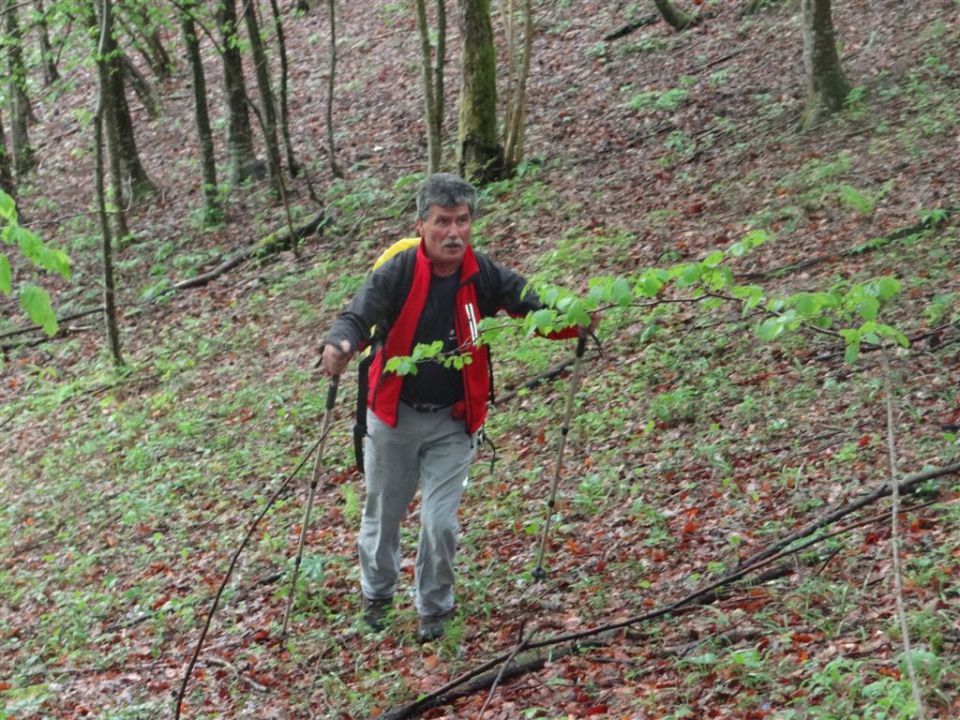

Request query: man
[{"left": 320, "top": 173, "right": 581, "bottom": 642}]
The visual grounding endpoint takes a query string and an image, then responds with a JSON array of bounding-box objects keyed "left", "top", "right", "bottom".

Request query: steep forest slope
[{"left": 1, "top": 1, "right": 959, "bottom": 718}]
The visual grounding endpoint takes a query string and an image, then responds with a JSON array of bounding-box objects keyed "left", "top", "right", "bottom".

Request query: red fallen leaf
[
  {"left": 791, "top": 632, "right": 814, "bottom": 644},
  {"left": 682, "top": 520, "right": 699, "bottom": 534},
  {"left": 796, "top": 649, "right": 809, "bottom": 662},
  {"left": 151, "top": 595, "right": 169, "bottom": 611},
  {"left": 0, "top": 682, "right": 11, "bottom": 691},
  {"left": 877, "top": 667, "right": 901, "bottom": 679},
  {"left": 651, "top": 549, "right": 668, "bottom": 562},
  {"left": 565, "top": 538, "right": 586, "bottom": 556},
  {"left": 858, "top": 434, "right": 871, "bottom": 447},
  {"left": 585, "top": 705, "right": 609, "bottom": 716},
  {"left": 252, "top": 630, "right": 270, "bottom": 643}
]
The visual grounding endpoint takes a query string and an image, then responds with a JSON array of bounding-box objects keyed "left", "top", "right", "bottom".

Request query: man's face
[{"left": 417, "top": 204, "right": 472, "bottom": 271}]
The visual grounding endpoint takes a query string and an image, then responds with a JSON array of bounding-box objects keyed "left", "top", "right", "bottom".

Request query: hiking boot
[
  {"left": 361, "top": 596, "right": 393, "bottom": 632},
  {"left": 416, "top": 609, "right": 455, "bottom": 643}
]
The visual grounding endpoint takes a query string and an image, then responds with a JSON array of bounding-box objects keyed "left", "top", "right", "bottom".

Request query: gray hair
[{"left": 416, "top": 173, "right": 478, "bottom": 221}]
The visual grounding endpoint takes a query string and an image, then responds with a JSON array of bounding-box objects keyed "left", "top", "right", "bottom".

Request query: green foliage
[
  {"left": 0, "top": 190, "right": 72, "bottom": 336},
  {"left": 625, "top": 86, "right": 689, "bottom": 113}
]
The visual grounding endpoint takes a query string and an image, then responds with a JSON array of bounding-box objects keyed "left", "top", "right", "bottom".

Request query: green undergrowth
[{"left": 5, "top": 56, "right": 960, "bottom": 718}]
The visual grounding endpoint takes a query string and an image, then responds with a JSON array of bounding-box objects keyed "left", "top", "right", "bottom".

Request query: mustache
[{"left": 442, "top": 239, "right": 464, "bottom": 247}]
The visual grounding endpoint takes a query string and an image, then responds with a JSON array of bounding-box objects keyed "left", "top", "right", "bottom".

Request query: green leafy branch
[
  {"left": 381, "top": 227, "right": 918, "bottom": 377},
  {"left": 1, "top": 190, "right": 72, "bottom": 336}
]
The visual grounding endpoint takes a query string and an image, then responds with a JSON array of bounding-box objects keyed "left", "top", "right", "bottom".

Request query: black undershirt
[{"left": 400, "top": 272, "right": 464, "bottom": 406}]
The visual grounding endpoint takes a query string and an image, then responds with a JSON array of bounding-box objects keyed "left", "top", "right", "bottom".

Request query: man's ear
[{"left": 415, "top": 218, "right": 424, "bottom": 237}]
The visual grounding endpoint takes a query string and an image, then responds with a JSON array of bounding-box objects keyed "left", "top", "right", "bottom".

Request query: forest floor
[{"left": 2, "top": 0, "right": 959, "bottom": 718}]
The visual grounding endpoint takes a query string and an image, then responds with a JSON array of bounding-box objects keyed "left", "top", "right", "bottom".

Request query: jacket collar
[{"left": 418, "top": 239, "right": 480, "bottom": 283}]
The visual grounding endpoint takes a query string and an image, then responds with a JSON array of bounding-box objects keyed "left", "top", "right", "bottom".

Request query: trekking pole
[
  {"left": 281, "top": 374, "right": 340, "bottom": 637},
  {"left": 532, "top": 330, "right": 588, "bottom": 580}
]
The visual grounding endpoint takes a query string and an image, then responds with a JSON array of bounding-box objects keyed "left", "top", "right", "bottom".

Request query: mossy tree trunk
[
  {"left": 502, "top": 0, "right": 533, "bottom": 174},
  {"left": 94, "top": 0, "right": 125, "bottom": 367},
  {"left": 179, "top": 2, "right": 220, "bottom": 222},
  {"left": 33, "top": 0, "right": 61, "bottom": 86},
  {"left": 457, "top": 0, "right": 503, "bottom": 184},
  {"left": 0, "top": 109, "right": 14, "bottom": 197},
  {"left": 651, "top": 0, "right": 696, "bottom": 31},
  {"left": 102, "top": 13, "right": 154, "bottom": 198},
  {"left": 242, "top": 0, "right": 282, "bottom": 195},
  {"left": 4, "top": 0, "right": 35, "bottom": 177},
  {"left": 217, "top": 0, "right": 259, "bottom": 184},
  {"left": 415, "top": 0, "right": 446, "bottom": 174},
  {"left": 801, "top": 0, "right": 850, "bottom": 129}
]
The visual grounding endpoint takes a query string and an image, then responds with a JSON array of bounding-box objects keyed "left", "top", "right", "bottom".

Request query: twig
[
  {"left": 882, "top": 352, "right": 926, "bottom": 718},
  {"left": 476, "top": 621, "right": 530, "bottom": 720},
  {"left": 202, "top": 656, "right": 269, "bottom": 693},
  {"left": 372, "top": 465, "right": 960, "bottom": 720},
  {"left": 737, "top": 461, "right": 960, "bottom": 569},
  {"left": 174, "top": 431, "right": 329, "bottom": 719}
]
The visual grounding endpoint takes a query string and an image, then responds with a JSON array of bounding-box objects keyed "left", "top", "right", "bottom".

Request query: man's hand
[{"left": 321, "top": 339, "right": 353, "bottom": 376}]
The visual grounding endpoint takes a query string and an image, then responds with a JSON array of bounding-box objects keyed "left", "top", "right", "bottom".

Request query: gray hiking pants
[{"left": 359, "top": 404, "right": 477, "bottom": 616}]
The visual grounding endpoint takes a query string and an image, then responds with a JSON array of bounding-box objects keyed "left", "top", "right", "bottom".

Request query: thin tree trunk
[
  {"left": 179, "top": 3, "right": 220, "bottom": 222},
  {"left": 115, "top": 9, "right": 170, "bottom": 83},
  {"left": 267, "top": 0, "right": 299, "bottom": 176},
  {"left": 33, "top": 0, "right": 61, "bottom": 86},
  {"left": 242, "top": 0, "right": 282, "bottom": 195},
  {"left": 5, "top": 0, "right": 36, "bottom": 176},
  {"left": 801, "top": 0, "right": 850, "bottom": 129},
  {"left": 106, "top": 36, "right": 154, "bottom": 198},
  {"left": 457, "top": 0, "right": 502, "bottom": 183},
  {"left": 120, "top": 52, "right": 160, "bottom": 118},
  {"left": 415, "top": 0, "right": 446, "bottom": 174},
  {"left": 651, "top": 0, "right": 697, "bottom": 31},
  {"left": 0, "top": 108, "right": 14, "bottom": 197},
  {"left": 138, "top": 5, "right": 173, "bottom": 81},
  {"left": 94, "top": 0, "right": 125, "bottom": 367},
  {"left": 503, "top": 0, "right": 532, "bottom": 173},
  {"left": 218, "top": 0, "right": 259, "bottom": 184},
  {"left": 325, "top": 0, "right": 343, "bottom": 178}
]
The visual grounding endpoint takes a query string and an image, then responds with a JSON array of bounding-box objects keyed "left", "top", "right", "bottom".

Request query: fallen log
[{"left": 172, "top": 211, "right": 329, "bottom": 291}]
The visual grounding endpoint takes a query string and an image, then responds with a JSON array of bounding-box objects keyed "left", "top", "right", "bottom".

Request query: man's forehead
[{"left": 426, "top": 204, "right": 472, "bottom": 218}]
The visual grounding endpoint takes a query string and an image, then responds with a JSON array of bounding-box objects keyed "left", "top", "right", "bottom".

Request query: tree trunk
[
  {"left": 0, "top": 108, "right": 14, "bottom": 198},
  {"left": 116, "top": 8, "right": 171, "bottom": 83},
  {"left": 325, "top": 0, "right": 343, "bottom": 178},
  {"left": 120, "top": 52, "right": 160, "bottom": 118},
  {"left": 94, "top": 0, "right": 125, "bottom": 367},
  {"left": 179, "top": 4, "right": 220, "bottom": 222},
  {"left": 4, "top": 0, "right": 36, "bottom": 177},
  {"left": 242, "top": 0, "right": 283, "bottom": 195},
  {"left": 651, "top": 0, "right": 697, "bottom": 31},
  {"left": 104, "top": 27, "right": 154, "bottom": 198},
  {"left": 267, "top": 0, "right": 299, "bottom": 176},
  {"left": 503, "top": 0, "right": 532, "bottom": 173},
  {"left": 33, "top": 0, "right": 61, "bottom": 86},
  {"left": 415, "top": 0, "right": 446, "bottom": 174},
  {"left": 457, "top": 0, "right": 502, "bottom": 183},
  {"left": 801, "top": 0, "right": 850, "bottom": 129},
  {"left": 217, "top": 0, "right": 259, "bottom": 184}
]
